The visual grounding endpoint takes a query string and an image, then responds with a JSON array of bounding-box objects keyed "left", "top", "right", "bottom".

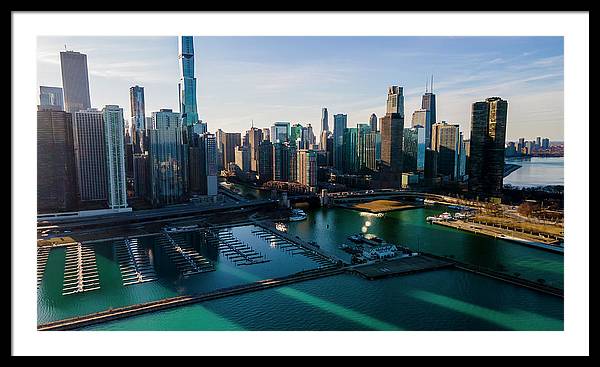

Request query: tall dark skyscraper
[
  {"left": 60, "top": 50, "right": 91, "bottom": 113},
  {"left": 468, "top": 97, "right": 508, "bottom": 198},
  {"left": 421, "top": 76, "right": 437, "bottom": 147},
  {"left": 321, "top": 107, "right": 329, "bottom": 132},
  {"left": 129, "top": 85, "right": 146, "bottom": 153},
  {"left": 178, "top": 36, "right": 199, "bottom": 129},
  {"left": 380, "top": 112, "right": 404, "bottom": 175},
  {"left": 37, "top": 108, "right": 77, "bottom": 212},
  {"left": 333, "top": 114, "right": 347, "bottom": 170}
]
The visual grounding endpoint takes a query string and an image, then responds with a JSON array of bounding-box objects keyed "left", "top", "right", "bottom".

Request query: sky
[{"left": 37, "top": 36, "right": 564, "bottom": 141}]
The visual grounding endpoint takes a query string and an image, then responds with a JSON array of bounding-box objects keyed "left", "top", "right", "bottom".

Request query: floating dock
[
  {"left": 157, "top": 232, "right": 215, "bottom": 276},
  {"left": 350, "top": 255, "right": 453, "bottom": 280},
  {"left": 251, "top": 228, "right": 334, "bottom": 268},
  {"left": 206, "top": 228, "right": 270, "bottom": 266},
  {"left": 37, "top": 247, "right": 51, "bottom": 288},
  {"left": 62, "top": 243, "right": 100, "bottom": 295},
  {"left": 114, "top": 238, "right": 159, "bottom": 286}
]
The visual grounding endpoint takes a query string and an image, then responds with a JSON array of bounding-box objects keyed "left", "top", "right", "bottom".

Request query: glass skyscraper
[
  {"left": 39, "top": 86, "right": 64, "bottom": 111},
  {"left": 178, "top": 36, "right": 199, "bottom": 129},
  {"left": 333, "top": 114, "right": 347, "bottom": 170}
]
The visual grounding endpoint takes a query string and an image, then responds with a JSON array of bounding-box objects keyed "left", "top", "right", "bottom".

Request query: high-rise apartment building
[
  {"left": 37, "top": 108, "right": 77, "bottom": 212},
  {"left": 102, "top": 105, "right": 128, "bottom": 209},
  {"left": 148, "top": 109, "right": 184, "bottom": 206},
  {"left": 60, "top": 51, "right": 91, "bottom": 113},
  {"left": 468, "top": 97, "right": 508, "bottom": 197},
  {"left": 297, "top": 149, "right": 317, "bottom": 188},
  {"left": 72, "top": 109, "right": 107, "bottom": 202},
  {"left": 129, "top": 85, "right": 146, "bottom": 153},
  {"left": 431, "top": 121, "right": 460, "bottom": 180},
  {"left": 39, "top": 86, "right": 64, "bottom": 111}
]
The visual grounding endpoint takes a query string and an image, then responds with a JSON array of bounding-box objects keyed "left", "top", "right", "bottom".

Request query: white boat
[{"left": 289, "top": 209, "right": 307, "bottom": 222}]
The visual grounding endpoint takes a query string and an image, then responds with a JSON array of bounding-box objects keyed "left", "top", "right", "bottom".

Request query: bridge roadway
[
  {"left": 37, "top": 266, "right": 344, "bottom": 331},
  {"left": 37, "top": 199, "right": 276, "bottom": 230}
]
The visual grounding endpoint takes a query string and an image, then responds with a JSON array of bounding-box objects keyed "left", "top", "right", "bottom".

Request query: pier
[
  {"left": 158, "top": 232, "right": 215, "bottom": 276},
  {"left": 350, "top": 255, "right": 453, "bottom": 280},
  {"left": 37, "top": 266, "right": 345, "bottom": 331},
  {"left": 432, "top": 219, "right": 563, "bottom": 254},
  {"left": 62, "top": 243, "right": 100, "bottom": 295},
  {"left": 114, "top": 238, "right": 159, "bottom": 286},
  {"left": 251, "top": 228, "right": 334, "bottom": 268},
  {"left": 205, "top": 227, "right": 270, "bottom": 266}
]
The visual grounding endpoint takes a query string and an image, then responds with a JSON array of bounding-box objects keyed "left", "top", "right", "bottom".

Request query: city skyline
[{"left": 37, "top": 36, "right": 564, "bottom": 140}]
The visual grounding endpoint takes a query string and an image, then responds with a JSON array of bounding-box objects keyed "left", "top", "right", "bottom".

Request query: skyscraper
[
  {"left": 273, "top": 142, "right": 291, "bottom": 181},
  {"left": 258, "top": 140, "right": 273, "bottom": 182},
  {"left": 102, "top": 105, "right": 128, "bottom": 209},
  {"left": 247, "top": 127, "right": 263, "bottom": 172},
  {"left": 431, "top": 121, "right": 460, "bottom": 180},
  {"left": 342, "top": 127, "right": 359, "bottom": 174},
  {"left": 148, "top": 109, "right": 184, "bottom": 206},
  {"left": 39, "top": 86, "right": 64, "bottom": 111},
  {"left": 321, "top": 107, "right": 329, "bottom": 132},
  {"left": 333, "top": 114, "right": 347, "bottom": 170},
  {"left": 468, "top": 97, "right": 509, "bottom": 197},
  {"left": 129, "top": 85, "right": 146, "bottom": 153},
  {"left": 421, "top": 77, "right": 437, "bottom": 148},
  {"left": 198, "top": 133, "right": 218, "bottom": 196},
  {"left": 37, "top": 108, "right": 77, "bottom": 212},
  {"left": 72, "top": 109, "right": 107, "bottom": 203},
  {"left": 369, "top": 113, "right": 378, "bottom": 132},
  {"left": 60, "top": 50, "right": 91, "bottom": 113},
  {"left": 386, "top": 86, "right": 404, "bottom": 117},
  {"left": 271, "top": 122, "right": 290, "bottom": 143},
  {"left": 358, "top": 124, "right": 377, "bottom": 173},
  {"left": 297, "top": 149, "right": 317, "bottom": 188},
  {"left": 411, "top": 109, "right": 432, "bottom": 148},
  {"left": 178, "top": 36, "right": 199, "bottom": 128},
  {"left": 380, "top": 112, "right": 404, "bottom": 175},
  {"left": 403, "top": 125, "right": 426, "bottom": 173}
]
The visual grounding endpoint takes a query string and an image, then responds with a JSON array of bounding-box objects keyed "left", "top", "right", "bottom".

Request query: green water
[
  {"left": 38, "top": 205, "right": 564, "bottom": 330},
  {"left": 81, "top": 270, "right": 563, "bottom": 331},
  {"left": 287, "top": 206, "right": 563, "bottom": 288}
]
